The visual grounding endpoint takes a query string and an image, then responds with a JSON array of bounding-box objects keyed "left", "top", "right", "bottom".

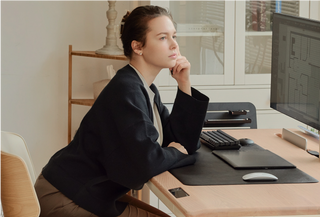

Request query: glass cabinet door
[
  {"left": 153, "top": 1, "right": 235, "bottom": 86},
  {"left": 235, "top": 0, "right": 309, "bottom": 85}
]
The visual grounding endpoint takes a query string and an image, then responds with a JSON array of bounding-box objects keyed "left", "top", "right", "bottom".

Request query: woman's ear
[{"left": 131, "top": 40, "right": 143, "bottom": 56}]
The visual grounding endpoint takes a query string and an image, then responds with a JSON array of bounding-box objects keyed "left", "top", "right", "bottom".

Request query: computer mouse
[
  {"left": 239, "top": 138, "right": 255, "bottom": 146},
  {"left": 242, "top": 172, "right": 278, "bottom": 181}
]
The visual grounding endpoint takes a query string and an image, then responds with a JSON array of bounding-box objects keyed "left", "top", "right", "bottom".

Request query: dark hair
[{"left": 120, "top": 5, "right": 173, "bottom": 59}]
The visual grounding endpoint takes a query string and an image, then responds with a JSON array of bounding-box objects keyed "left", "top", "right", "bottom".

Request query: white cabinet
[{"left": 150, "top": 0, "right": 315, "bottom": 129}]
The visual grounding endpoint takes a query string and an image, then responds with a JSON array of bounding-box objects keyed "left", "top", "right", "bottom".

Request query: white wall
[
  {"left": 1, "top": 1, "right": 132, "bottom": 175},
  {"left": 310, "top": 0, "right": 320, "bottom": 20}
]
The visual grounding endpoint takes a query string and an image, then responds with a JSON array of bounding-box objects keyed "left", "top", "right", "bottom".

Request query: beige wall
[{"left": 2, "top": 1, "right": 132, "bottom": 175}]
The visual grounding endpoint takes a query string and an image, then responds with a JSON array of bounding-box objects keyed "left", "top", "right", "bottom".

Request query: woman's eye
[
  {"left": 173, "top": 35, "right": 177, "bottom": 40},
  {"left": 160, "top": 36, "right": 166, "bottom": 40}
]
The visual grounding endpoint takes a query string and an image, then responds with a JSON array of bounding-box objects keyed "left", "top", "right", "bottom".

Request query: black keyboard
[{"left": 200, "top": 130, "right": 241, "bottom": 150}]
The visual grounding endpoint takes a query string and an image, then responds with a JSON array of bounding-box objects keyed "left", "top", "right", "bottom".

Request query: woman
[{"left": 35, "top": 5, "right": 209, "bottom": 217}]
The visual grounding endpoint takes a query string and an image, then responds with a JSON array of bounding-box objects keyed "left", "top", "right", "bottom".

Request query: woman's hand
[
  {"left": 168, "top": 142, "right": 188, "bottom": 154},
  {"left": 169, "top": 48, "right": 192, "bottom": 96}
]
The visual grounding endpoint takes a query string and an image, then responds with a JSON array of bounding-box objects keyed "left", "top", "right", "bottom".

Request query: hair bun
[{"left": 120, "top": 11, "right": 131, "bottom": 36}]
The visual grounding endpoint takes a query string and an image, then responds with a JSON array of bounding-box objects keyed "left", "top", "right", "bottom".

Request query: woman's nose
[{"left": 170, "top": 39, "right": 178, "bottom": 50}]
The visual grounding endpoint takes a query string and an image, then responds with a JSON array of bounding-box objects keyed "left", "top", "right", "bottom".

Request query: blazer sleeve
[{"left": 159, "top": 87, "right": 209, "bottom": 154}]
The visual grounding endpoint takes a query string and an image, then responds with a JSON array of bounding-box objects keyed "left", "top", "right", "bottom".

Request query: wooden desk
[{"left": 147, "top": 129, "right": 320, "bottom": 217}]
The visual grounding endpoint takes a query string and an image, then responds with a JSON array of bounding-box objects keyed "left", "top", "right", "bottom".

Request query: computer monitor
[{"left": 270, "top": 13, "right": 320, "bottom": 132}]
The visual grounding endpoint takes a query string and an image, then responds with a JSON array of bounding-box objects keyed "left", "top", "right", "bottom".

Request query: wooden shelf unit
[
  {"left": 70, "top": 99, "right": 95, "bottom": 106},
  {"left": 71, "top": 50, "right": 127, "bottom": 60},
  {"left": 68, "top": 45, "right": 127, "bottom": 143}
]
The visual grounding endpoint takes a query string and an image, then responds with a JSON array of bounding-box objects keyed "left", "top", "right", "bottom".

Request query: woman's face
[{"left": 141, "top": 16, "right": 179, "bottom": 70}]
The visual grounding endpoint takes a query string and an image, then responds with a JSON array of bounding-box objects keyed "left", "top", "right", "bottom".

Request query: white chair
[
  {"left": 1, "top": 131, "right": 40, "bottom": 217},
  {"left": 1, "top": 131, "right": 36, "bottom": 183},
  {"left": 1, "top": 151, "right": 40, "bottom": 217}
]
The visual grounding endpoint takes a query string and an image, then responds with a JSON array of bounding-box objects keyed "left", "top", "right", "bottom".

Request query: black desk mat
[{"left": 169, "top": 145, "right": 318, "bottom": 185}]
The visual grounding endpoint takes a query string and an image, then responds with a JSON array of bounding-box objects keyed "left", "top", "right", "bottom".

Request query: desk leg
[{"left": 147, "top": 181, "right": 185, "bottom": 217}]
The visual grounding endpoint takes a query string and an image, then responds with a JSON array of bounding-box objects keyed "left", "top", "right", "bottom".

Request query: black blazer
[{"left": 42, "top": 64, "right": 209, "bottom": 217}]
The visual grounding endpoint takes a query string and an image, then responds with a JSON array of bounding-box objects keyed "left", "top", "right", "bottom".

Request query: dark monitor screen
[{"left": 270, "top": 13, "right": 320, "bottom": 131}]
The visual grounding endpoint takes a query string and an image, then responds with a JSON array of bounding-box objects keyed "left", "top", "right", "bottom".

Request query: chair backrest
[
  {"left": 1, "top": 151, "right": 40, "bottom": 217},
  {"left": 204, "top": 102, "right": 257, "bottom": 129},
  {"left": 163, "top": 103, "right": 173, "bottom": 114},
  {"left": 1, "top": 131, "right": 36, "bottom": 184}
]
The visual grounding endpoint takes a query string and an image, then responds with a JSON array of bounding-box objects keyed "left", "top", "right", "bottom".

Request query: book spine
[
  {"left": 246, "top": 1, "right": 252, "bottom": 31},
  {"left": 251, "top": 1, "right": 258, "bottom": 31},
  {"left": 276, "top": 0, "right": 282, "bottom": 13},
  {"left": 259, "top": 1, "right": 266, "bottom": 31},
  {"left": 265, "top": 1, "right": 271, "bottom": 31}
]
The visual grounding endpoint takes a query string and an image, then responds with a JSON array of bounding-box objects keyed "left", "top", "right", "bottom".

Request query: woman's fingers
[{"left": 173, "top": 56, "right": 190, "bottom": 74}]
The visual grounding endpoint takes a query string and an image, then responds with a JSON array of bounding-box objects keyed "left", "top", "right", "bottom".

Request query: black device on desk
[
  {"left": 212, "top": 146, "right": 296, "bottom": 169},
  {"left": 200, "top": 130, "right": 241, "bottom": 150},
  {"left": 200, "top": 130, "right": 296, "bottom": 169}
]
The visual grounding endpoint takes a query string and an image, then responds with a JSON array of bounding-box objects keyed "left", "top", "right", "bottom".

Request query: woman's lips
[{"left": 169, "top": 53, "right": 177, "bottom": 59}]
